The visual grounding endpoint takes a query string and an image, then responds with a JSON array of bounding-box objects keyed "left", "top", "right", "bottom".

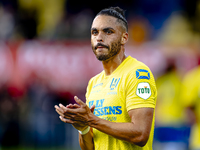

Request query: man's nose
[{"left": 96, "top": 32, "right": 104, "bottom": 42}]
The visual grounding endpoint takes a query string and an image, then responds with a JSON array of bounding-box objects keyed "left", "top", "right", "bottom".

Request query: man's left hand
[{"left": 55, "top": 96, "right": 95, "bottom": 131}]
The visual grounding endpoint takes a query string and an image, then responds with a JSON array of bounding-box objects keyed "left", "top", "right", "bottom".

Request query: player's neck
[{"left": 102, "top": 48, "right": 126, "bottom": 76}]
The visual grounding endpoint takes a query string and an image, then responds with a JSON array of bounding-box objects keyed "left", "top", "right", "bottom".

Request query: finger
[
  {"left": 60, "top": 104, "right": 79, "bottom": 115},
  {"left": 59, "top": 103, "right": 68, "bottom": 112},
  {"left": 55, "top": 105, "right": 64, "bottom": 114},
  {"left": 66, "top": 104, "right": 80, "bottom": 109},
  {"left": 66, "top": 104, "right": 76, "bottom": 107},
  {"left": 59, "top": 104, "right": 80, "bottom": 113},
  {"left": 74, "top": 96, "right": 85, "bottom": 106},
  {"left": 54, "top": 105, "right": 61, "bottom": 110},
  {"left": 90, "top": 105, "right": 95, "bottom": 113},
  {"left": 55, "top": 105, "right": 71, "bottom": 118},
  {"left": 66, "top": 104, "right": 72, "bottom": 107},
  {"left": 55, "top": 108, "right": 65, "bottom": 117},
  {"left": 72, "top": 104, "right": 81, "bottom": 108},
  {"left": 56, "top": 108, "right": 74, "bottom": 120},
  {"left": 62, "top": 107, "right": 79, "bottom": 114},
  {"left": 59, "top": 116, "right": 73, "bottom": 124},
  {"left": 55, "top": 106, "right": 75, "bottom": 119}
]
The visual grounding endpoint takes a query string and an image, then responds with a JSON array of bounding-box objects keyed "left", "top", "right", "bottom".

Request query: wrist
[{"left": 78, "top": 126, "right": 90, "bottom": 135}]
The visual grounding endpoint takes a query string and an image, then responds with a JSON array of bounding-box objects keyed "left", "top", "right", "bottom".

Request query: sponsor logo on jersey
[
  {"left": 110, "top": 78, "right": 120, "bottom": 90},
  {"left": 92, "top": 83, "right": 103, "bottom": 88},
  {"left": 136, "top": 69, "right": 150, "bottom": 80},
  {"left": 88, "top": 99, "right": 122, "bottom": 118},
  {"left": 107, "top": 91, "right": 117, "bottom": 95},
  {"left": 136, "top": 82, "right": 151, "bottom": 100},
  {"left": 91, "top": 90, "right": 101, "bottom": 94}
]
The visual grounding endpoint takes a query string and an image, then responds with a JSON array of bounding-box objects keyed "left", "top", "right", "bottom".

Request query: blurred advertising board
[{"left": 0, "top": 41, "right": 198, "bottom": 95}]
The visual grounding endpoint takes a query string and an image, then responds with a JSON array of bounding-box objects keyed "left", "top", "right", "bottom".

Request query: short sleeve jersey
[
  {"left": 86, "top": 56, "right": 157, "bottom": 150},
  {"left": 181, "top": 66, "right": 200, "bottom": 149}
]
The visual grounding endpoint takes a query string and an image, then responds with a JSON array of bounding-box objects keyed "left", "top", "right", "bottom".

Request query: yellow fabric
[
  {"left": 18, "top": 0, "right": 65, "bottom": 36},
  {"left": 86, "top": 56, "right": 157, "bottom": 150},
  {"left": 155, "top": 71, "right": 185, "bottom": 126},
  {"left": 181, "top": 66, "right": 200, "bottom": 149}
]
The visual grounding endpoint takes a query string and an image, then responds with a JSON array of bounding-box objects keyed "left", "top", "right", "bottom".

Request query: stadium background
[{"left": 0, "top": 0, "right": 199, "bottom": 150}]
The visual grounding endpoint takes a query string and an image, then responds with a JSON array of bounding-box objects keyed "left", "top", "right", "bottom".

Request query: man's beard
[{"left": 92, "top": 40, "right": 121, "bottom": 61}]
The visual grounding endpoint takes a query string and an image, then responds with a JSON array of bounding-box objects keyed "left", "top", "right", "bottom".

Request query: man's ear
[{"left": 121, "top": 32, "right": 128, "bottom": 45}]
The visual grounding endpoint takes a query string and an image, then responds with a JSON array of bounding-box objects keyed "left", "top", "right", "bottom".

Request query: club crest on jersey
[
  {"left": 110, "top": 78, "right": 120, "bottom": 90},
  {"left": 136, "top": 69, "right": 150, "bottom": 80},
  {"left": 136, "top": 82, "right": 151, "bottom": 100}
]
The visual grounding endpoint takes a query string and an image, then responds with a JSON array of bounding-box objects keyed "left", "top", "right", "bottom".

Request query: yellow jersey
[
  {"left": 156, "top": 70, "right": 185, "bottom": 126},
  {"left": 181, "top": 66, "right": 200, "bottom": 149},
  {"left": 86, "top": 56, "right": 157, "bottom": 150}
]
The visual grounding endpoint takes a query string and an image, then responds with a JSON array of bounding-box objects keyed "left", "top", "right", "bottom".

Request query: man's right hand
[{"left": 55, "top": 98, "right": 95, "bottom": 131}]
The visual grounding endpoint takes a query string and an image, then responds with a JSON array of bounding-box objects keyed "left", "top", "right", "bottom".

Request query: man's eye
[
  {"left": 105, "top": 30, "right": 113, "bottom": 34},
  {"left": 92, "top": 30, "right": 98, "bottom": 35}
]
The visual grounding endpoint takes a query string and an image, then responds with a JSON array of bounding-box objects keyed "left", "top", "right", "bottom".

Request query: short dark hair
[{"left": 96, "top": 7, "right": 128, "bottom": 32}]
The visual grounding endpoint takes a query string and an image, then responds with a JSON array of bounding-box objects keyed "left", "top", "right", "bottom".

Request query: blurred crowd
[{"left": 0, "top": 0, "right": 200, "bottom": 150}]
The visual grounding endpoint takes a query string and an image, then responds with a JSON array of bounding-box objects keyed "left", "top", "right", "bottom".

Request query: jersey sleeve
[{"left": 125, "top": 67, "right": 157, "bottom": 112}]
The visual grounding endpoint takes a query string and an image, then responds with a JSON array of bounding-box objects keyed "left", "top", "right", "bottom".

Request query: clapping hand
[{"left": 55, "top": 96, "right": 95, "bottom": 131}]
